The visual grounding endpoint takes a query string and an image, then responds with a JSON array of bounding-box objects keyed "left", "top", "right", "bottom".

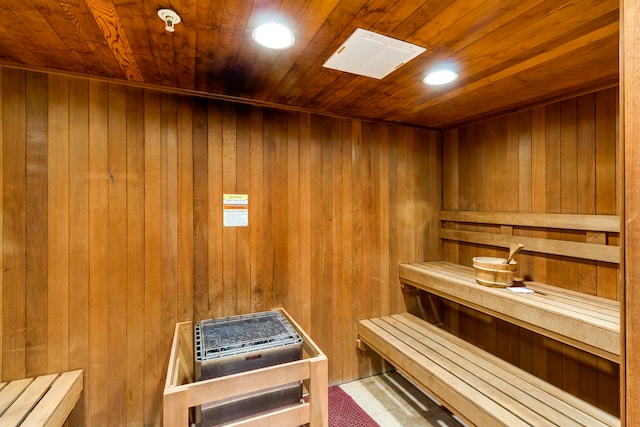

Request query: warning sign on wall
[{"left": 223, "top": 194, "right": 249, "bottom": 227}]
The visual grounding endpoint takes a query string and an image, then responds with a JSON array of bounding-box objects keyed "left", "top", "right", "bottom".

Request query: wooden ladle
[{"left": 504, "top": 243, "right": 525, "bottom": 264}]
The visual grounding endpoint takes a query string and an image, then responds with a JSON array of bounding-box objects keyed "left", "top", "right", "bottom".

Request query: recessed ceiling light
[
  {"left": 252, "top": 23, "right": 295, "bottom": 49},
  {"left": 423, "top": 69, "right": 458, "bottom": 85}
]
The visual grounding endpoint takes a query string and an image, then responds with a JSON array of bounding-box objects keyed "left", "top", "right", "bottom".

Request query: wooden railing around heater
[{"left": 163, "top": 308, "right": 328, "bottom": 427}]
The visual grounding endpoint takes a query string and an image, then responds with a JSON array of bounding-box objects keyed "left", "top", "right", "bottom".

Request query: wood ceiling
[{"left": 0, "top": 0, "right": 619, "bottom": 129}]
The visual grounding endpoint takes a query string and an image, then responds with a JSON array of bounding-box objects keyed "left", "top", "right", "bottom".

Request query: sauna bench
[
  {"left": 358, "top": 313, "right": 619, "bottom": 427},
  {"left": 0, "top": 369, "right": 83, "bottom": 426},
  {"left": 400, "top": 261, "right": 620, "bottom": 362}
]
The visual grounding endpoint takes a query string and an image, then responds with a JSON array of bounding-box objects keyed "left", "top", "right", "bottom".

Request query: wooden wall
[
  {"left": 0, "top": 66, "right": 441, "bottom": 426},
  {"left": 441, "top": 86, "right": 620, "bottom": 414}
]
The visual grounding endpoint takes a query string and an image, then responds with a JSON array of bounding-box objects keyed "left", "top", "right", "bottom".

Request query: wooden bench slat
[
  {"left": 395, "top": 313, "right": 620, "bottom": 426},
  {"left": 0, "top": 379, "right": 33, "bottom": 416},
  {"left": 426, "top": 262, "right": 619, "bottom": 324},
  {"left": 0, "top": 374, "right": 58, "bottom": 426},
  {"left": 359, "top": 319, "right": 525, "bottom": 427},
  {"left": 22, "top": 370, "right": 83, "bottom": 427},
  {"left": 370, "top": 317, "right": 580, "bottom": 426},
  {"left": 400, "top": 262, "right": 620, "bottom": 361},
  {"left": 359, "top": 314, "right": 620, "bottom": 427}
]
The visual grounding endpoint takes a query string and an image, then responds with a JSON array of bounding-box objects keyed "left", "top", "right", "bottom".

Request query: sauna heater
[{"left": 194, "top": 310, "right": 303, "bottom": 426}]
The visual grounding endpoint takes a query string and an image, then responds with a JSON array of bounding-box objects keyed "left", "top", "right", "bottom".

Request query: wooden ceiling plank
[
  {"left": 171, "top": 0, "right": 198, "bottom": 90},
  {"left": 273, "top": 0, "right": 425, "bottom": 108},
  {"left": 315, "top": 0, "right": 542, "bottom": 115},
  {"left": 332, "top": 0, "right": 617, "bottom": 124},
  {"left": 32, "top": 0, "right": 120, "bottom": 77},
  {"left": 194, "top": 0, "right": 225, "bottom": 91},
  {"left": 111, "top": 0, "right": 167, "bottom": 85},
  {"left": 411, "top": 22, "right": 619, "bottom": 114},
  {"left": 206, "top": 0, "right": 256, "bottom": 94},
  {"left": 84, "top": 0, "right": 144, "bottom": 82}
]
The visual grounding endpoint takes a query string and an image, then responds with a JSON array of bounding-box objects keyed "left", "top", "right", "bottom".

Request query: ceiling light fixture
[
  {"left": 252, "top": 23, "right": 295, "bottom": 49},
  {"left": 423, "top": 69, "right": 458, "bottom": 86},
  {"left": 158, "top": 9, "right": 181, "bottom": 33}
]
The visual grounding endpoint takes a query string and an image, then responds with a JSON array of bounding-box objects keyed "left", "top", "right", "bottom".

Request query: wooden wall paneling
[
  {"left": 286, "top": 111, "right": 301, "bottom": 323},
  {"left": 319, "top": 115, "right": 334, "bottom": 383},
  {"left": 125, "top": 86, "right": 145, "bottom": 426},
  {"left": 576, "top": 93, "right": 600, "bottom": 407},
  {"left": 623, "top": 1, "right": 639, "bottom": 421},
  {"left": 207, "top": 101, "right": 223, "bottom": 319},
  {"left": 544, "top": 103, "right": 563, "bottom": 287},
  {"left": 248, "top": 106, "right": 264, "bottom": 314},
  {"left": 386, "top": 125, "right": 399, "bottom": 316},
  {"left": 369, "top": 123, "right": 381, "bottom": 319},
  {"left": 221, "top": 103, "right": 237, "bottom": 317},
  {"left": 161, "top": 94, "right": 179, "bottom": 378},
  {"left": 143, "top": 89, "right": 163, "bottom": 427},
  {"left": 177, "top": 96, "right": 194, "bottom": 322},
  {"left": 595, "top": 87, "right": 620, "bottom": 415},
  {"left": 260, "top": 109, "right": 276, "bottom": 312},
  {"left": 340, "top": 117, "right": 355, "bottom": 380},
  {"left": 517, "top": 111, "right": 535, "bottom": 374},
  {"left": 274, "top": 110, "right": 289, "bottom": 311},
  {"left": 192, "top": 98, "right": 209, "bottom": 323},
  {"left": 442, "top": 129, "right": 459, "bottom": 264},
  {"left": 377, "top": 124, "right": 390, "bottom": 318},
  {"left": 67, "top": 77, "right": 90, "bottom": 425},
  {"left": 331, "top": 117, "right": 344, "bottom": 383},
  {"left": 0, "top": 68, "right": 3, "bottom": 381},
  {"left": 298, "top": 112, "right": 312, "bottom": 332},
  {"left": 596, "top": 88, "right": 619, "bottom": 301},
  {"left": 47, "top": 74, "right": 69, "bottom": 377},
  {"left": 559, "top": 99, "right": 582, "bottom": 398},
  {"left": 2, "top": 68, "right": 26, "bottom": 381},
  {"left": 107, "top": 83, "right": 127, "bottom": 426},
  {"left": 88, "top": 80, "right": 109, "bottom": 424},
  {"left": 25, "top": 71, "right": 48, "bottom": 378}
]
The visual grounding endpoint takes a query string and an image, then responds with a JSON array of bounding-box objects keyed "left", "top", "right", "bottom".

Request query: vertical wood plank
[
  {"left": 177, "top": 96, "right": 194, "bottom": 322},
  {"left": 88, "top": 80, "right": 109, "bottom": 425},
  {"left": 67, "top": 77, "right": 90, "bottom": 426},
  {"left": 193, "top": 99, "right": 209, "bottom": 323},
  {"left": 48, "top": 74, "right": 69, "bottom": 375},
  {"left": 25, "top": 71, "right": 48, "bottom": 377},
  {"left": 107, "top": 83, "right": 127, "bottom": 427},
  {"left": 208, "top": 101, "right": 223, "bottom": 318},
  {"left": 286, "top": 111, "right": 301, "bottom": 323},
  {"left": 0, "top": 68, "right": 3, "bottom": 380},
  {"left": 249, "top": 106, "right": 263, "bottom": 314},
  {"left": 143, "top": 89, "right": 163, "bottom": 427},
  {"left": 3, "top": 68, "right": 26, "bottom": 381},
  {"left": 235, "top": 104, "right": 251, "bottom": 315},
  {"left": 125, "top": 86, "right": 145, "bottom": 426},
  {"left": 222, "top": 103, "right": 237, "bottom": 316},
  {"left": 298, "top": 112, "right": 312, "bottom": 331},
  {"left": 161, "top": 94, "right": 179, "bottom": 366},
  {"left": 623, "top": 1, "right": 639, "bottom": 421}
]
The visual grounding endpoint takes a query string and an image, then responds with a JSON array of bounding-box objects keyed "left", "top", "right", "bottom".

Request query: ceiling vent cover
[{"left": 323, "top": 28, "right": 426, "bottom": 79}]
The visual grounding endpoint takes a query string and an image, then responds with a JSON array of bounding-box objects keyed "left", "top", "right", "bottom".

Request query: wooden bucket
[{"left": 472, "top": 257, "right": 517, "bottom": 287}]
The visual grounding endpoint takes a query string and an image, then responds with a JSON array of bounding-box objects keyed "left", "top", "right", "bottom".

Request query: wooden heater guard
[{"left": 163, "top": 308, "right": 328, "bottom": 426}]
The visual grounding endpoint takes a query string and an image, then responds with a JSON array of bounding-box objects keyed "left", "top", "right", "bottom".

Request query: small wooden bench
[
  {"left": 0, "top": 369, "right": 83, "bottom": 426},
  {"left": 358, "top": 313, "right": 619, "bottom": 427},
  {"left": 400, "top": 261, "right": 620, "bottom": 362}
]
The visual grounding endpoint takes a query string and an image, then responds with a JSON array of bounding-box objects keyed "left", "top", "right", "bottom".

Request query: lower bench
[
  {"left": 358, "top": 313, "right": 619, "bottom": 427},
  {"left": 0, "top": 370, "right": 83, "bottom": 427}
]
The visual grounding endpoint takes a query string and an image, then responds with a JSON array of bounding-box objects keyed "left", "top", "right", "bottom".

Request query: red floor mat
[{"left": 307, "top": 385, "right": 379, "bottom": 427}]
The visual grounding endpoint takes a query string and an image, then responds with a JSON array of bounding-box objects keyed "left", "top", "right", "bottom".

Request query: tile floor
[{"left": 340, "top": 371, "right": 466, "bottom": 427}]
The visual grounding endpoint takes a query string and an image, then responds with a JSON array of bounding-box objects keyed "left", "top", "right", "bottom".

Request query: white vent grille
[{"left": 323, "top": 28, "right": 426, "bottom": 79}]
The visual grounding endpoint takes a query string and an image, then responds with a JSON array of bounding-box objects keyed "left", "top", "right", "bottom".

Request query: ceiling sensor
[
  {"left": 323, "top": 28, "right": 426, "bottom": 79},
  {"left": 158, "top": 9, "right": 181, "bottom": 33}
]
